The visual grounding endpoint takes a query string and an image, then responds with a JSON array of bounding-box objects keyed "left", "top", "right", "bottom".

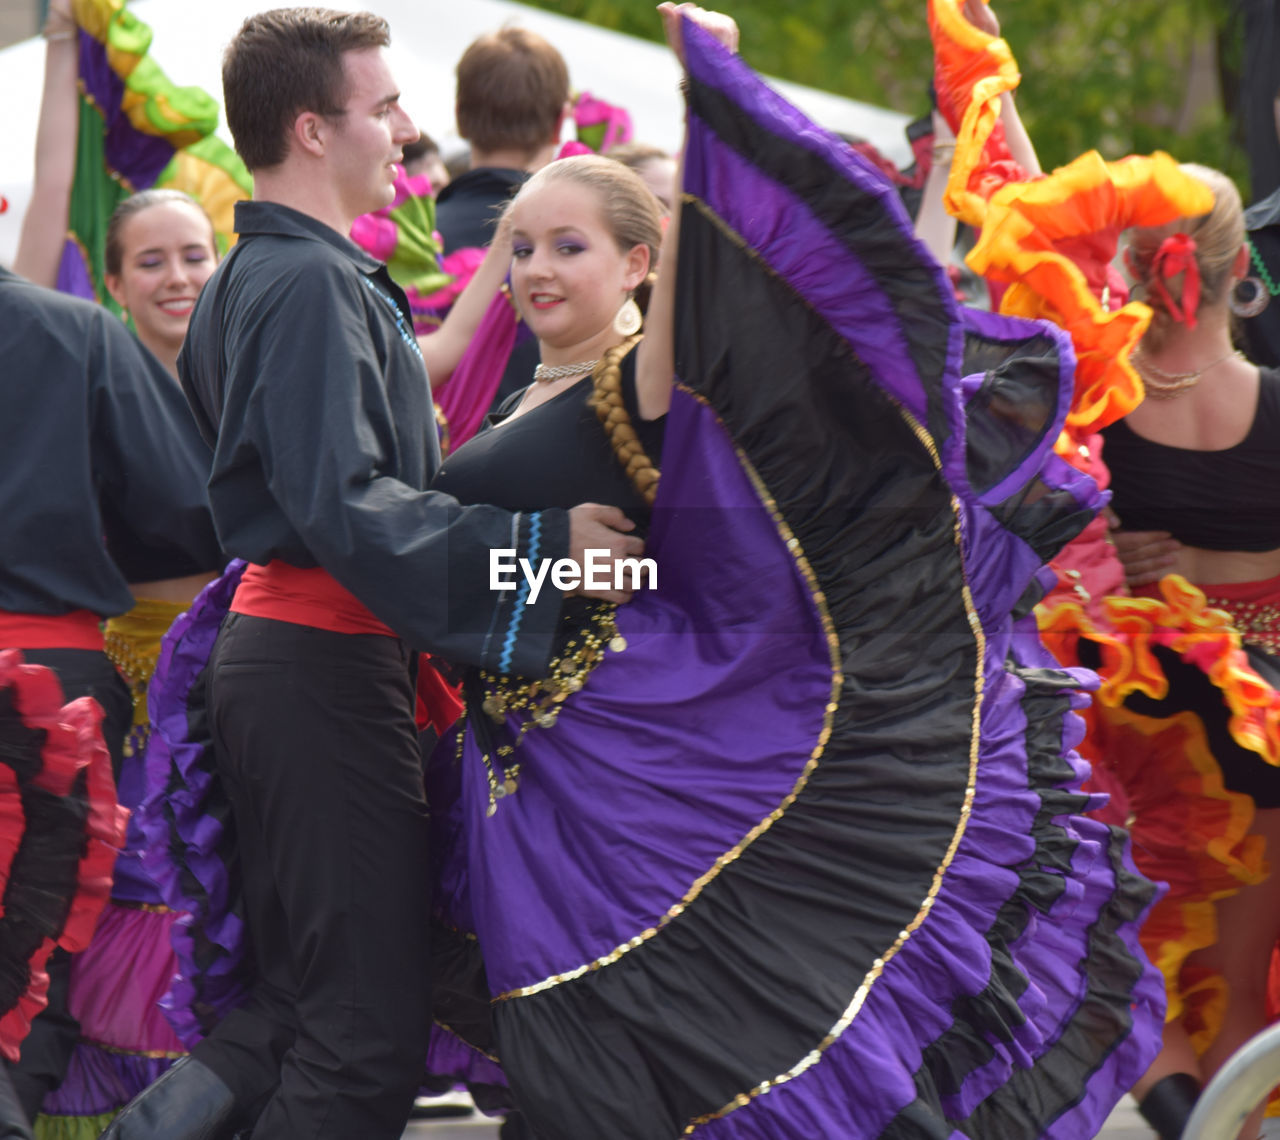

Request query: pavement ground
[{"left": 401, "top": 1091, "right": 1153, "bottom": 1139}]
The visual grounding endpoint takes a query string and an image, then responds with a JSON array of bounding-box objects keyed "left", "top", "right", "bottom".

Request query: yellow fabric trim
[{"left": 1090, "top": 701, "right": 1265, "bottom": 1035}]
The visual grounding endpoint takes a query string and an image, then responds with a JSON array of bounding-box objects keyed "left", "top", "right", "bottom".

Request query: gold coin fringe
[{"left": 465, "top": 602, "right": 625, "bottom": 816}]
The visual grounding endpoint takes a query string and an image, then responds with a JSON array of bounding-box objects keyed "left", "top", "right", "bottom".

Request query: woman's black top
[
  {"left": 1102, "top": 366, "right": 1280, "bottom": 551},
  {"left": 432, "top": 352, "right": 665, "bottom": 533}
]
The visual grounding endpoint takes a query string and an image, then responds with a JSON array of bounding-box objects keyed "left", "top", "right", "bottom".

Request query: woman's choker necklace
[
  {"left": 1131, "top": 346, "right": 1243, "bottom": 400},
  {"left": 533, "top": 359, "right": 599, "bottom": 383}
]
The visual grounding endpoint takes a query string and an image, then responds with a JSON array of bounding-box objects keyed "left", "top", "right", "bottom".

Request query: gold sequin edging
[
  {"left": 491, "top": 377, "right": 844, "bottom": 1002},
  {"left": 672, "top": 197, "right": 986, "bottom": 1131}
]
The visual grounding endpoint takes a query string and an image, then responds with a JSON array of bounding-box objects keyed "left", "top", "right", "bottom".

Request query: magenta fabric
[
  {"left": 66, "top": 903, "right": 184, "bottom": 1053},
  {"left": 432, "top": 289, "right": 519, "bottom": 451}
]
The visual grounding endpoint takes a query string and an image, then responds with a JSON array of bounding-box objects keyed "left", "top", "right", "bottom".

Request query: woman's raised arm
[
  {"left": 13, "top": 0, "right": 79, "bottom": 286},
  {"left": 416, "top": 221, "right": 514, "bottom": 390},
  {"left": 962, "top": 0, "right": 1041, "bottom": 177},
  {"left": 635, "top": 4, "right": 740, "bottom": 420}
]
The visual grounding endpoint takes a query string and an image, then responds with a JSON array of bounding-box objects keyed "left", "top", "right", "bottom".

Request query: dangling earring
[
  {"left": 613, "top": 293, "right": 642, "bottom": 336},
  {"left": 1230, "top": 275, "right": 1271, "bottom": 319}
]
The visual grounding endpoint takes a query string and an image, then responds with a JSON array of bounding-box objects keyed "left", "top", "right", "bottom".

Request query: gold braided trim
[
  {"left": 109, "top": 898, "right": 174, "bottom": 914},
  {"left": 588, "top": 334, "right": 660, "bottom": 506},
  {"left": 79, "top": 1035, "right": 185, "bottom": 1060},
  {"left": 433, "top": 1019, "right": 501, "bottom": 1065}
]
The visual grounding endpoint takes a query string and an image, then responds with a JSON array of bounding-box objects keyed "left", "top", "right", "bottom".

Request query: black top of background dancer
[
  {"left": 179, "top": 200, "right": 569, "bottom": 674},
  {"left": 434, "top": 165, "right": 542, "bottom": 413},
  {"left": 1240, "top": 187, "right": 1280, "bottom": 370},
  {"left": 434, "top": 166, "right": 529, "bottom": 252},
  {"left": 0, "top": 267, "right": 222, "bottom": 618},
  {"left": 1103, "top": 365, "right": 1280, "bottom": 551}
]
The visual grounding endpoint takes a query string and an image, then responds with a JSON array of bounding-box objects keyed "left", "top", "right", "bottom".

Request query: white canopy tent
[{"left": 0, "top": 0, "right": 911, "bottom": 267}]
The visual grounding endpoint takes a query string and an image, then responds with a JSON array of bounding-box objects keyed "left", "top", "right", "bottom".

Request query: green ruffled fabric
[
  {"left": 64, "top": 0, "right": 251, "bottom": 310},
  {"left": 74, "top": 0, "right": 218, "bottom": 144},
  {"left": 385, "top": 189, "right": 452, "bottom": 297},
  {"left": 34, "top": 1109, "right": 117, "bottom": 1140},
  {"left": 66, "top": 98, "right": 130, "bottom": 313}
]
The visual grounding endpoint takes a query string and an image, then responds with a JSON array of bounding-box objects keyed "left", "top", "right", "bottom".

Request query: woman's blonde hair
[
  {"left": 1128, "top": 164, "right": 1244, "bottom": 350},
  {"left": 512, "top": 154, "right": 663, "bottom": 279}
]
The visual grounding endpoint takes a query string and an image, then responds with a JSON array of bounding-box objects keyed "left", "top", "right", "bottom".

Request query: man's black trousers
[{"left": 193, "top": 614, "right": 432, "bottom": 1140}]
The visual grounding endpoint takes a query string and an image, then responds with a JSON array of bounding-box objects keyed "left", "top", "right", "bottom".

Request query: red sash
[
  {"left": 0, "top": 610, "right": 105, "bottom": 650},
  {"left": 230, "top": 561, "right": 395, "bottom": 637}
]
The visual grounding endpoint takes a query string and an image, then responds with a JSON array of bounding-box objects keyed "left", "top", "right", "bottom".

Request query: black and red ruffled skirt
[{"left": 0, "top": 650, "right": 127, "bottom": 1064}]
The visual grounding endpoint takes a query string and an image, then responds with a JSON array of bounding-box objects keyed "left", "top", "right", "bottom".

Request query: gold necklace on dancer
[
  {"left": 1130, "top": 346, "right": 1244, "bottom": 400},
  {"left": 533, "top": 358, "right": 599, "bottom": 383}
]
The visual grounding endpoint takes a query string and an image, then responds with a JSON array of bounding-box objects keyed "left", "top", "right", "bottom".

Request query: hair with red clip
[
  {"left": 1147, "top": 233, "right": 1202, "bottom": 330},
  {"left": 1127, "top": 164, "right": 1243, "bottom": 350}
]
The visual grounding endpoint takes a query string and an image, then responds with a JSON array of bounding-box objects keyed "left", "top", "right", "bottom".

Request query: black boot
[
  {"left": 98, "top": 1057, "right": 239, "bottom": 1140},
  {"left": 0, "top": 1068, "right": 34, "bottom": 1140},
  {"left": 1138, "top": 1072, "right": 1202, "bottom": 1140}
]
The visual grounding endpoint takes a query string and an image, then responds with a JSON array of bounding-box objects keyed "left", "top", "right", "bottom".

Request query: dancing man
[{"left": 101, "top": 9, "right": 641, "bottom": 1139}]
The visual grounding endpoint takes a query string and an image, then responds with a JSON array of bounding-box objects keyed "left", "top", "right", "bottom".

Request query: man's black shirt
[
  {"left": 0, "top": 267, "right": 221, "bottom": 617},
  {"left": 178, "top": 200, "right": 566, "bottom": 674}
]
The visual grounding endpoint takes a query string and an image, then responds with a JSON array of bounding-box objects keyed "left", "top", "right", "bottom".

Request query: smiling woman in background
[{"left": 97, "top": 190, "right": 221, "bottom": 379}]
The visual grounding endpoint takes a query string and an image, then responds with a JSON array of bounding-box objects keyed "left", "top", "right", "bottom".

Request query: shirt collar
[
  {"left": 435, "top": 166, "right": 529, "bottom": 205},
  {"left": 234, "top": 200, "right": 382, "bottom": 275}
]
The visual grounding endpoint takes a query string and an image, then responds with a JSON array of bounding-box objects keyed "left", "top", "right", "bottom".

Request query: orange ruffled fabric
[
  {"left": 1038, "top": 577, "right": 1280, "bottom": 1039},
  {"left": 928, "top": 0, "right": 1024, "bottom": 222},
  {"left": 928, "top": 0, "right": 1215, "bottom": 448},
  {"left": 969, "top": 154, "right": 1213, "bottom": 444},
  {"left": 0, "top": 650, "right": 128, "bottom": 1062},
  {"left": 1072, "top": 576, "right": 1280, "bottom": 764}
]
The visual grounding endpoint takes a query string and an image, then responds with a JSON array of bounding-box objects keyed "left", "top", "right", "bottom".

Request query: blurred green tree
[{"left": 523, "top": 0, "right": 1246, "bottom": 187}]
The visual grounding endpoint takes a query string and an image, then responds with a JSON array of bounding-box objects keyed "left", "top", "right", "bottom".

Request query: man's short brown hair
[
  {"left": 455, "top": 27, "right": 569, "bottom": 156},
  {"left": 222, "top": 7, "right": 390, "bottom": 171}
]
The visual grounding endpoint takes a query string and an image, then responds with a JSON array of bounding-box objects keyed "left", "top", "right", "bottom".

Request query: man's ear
[
  {"left": 292, "top": 110, "right": 329, "bottom": 159},
  {"left": 553, "top": 101, "right": 571, "bottom": 145}
]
